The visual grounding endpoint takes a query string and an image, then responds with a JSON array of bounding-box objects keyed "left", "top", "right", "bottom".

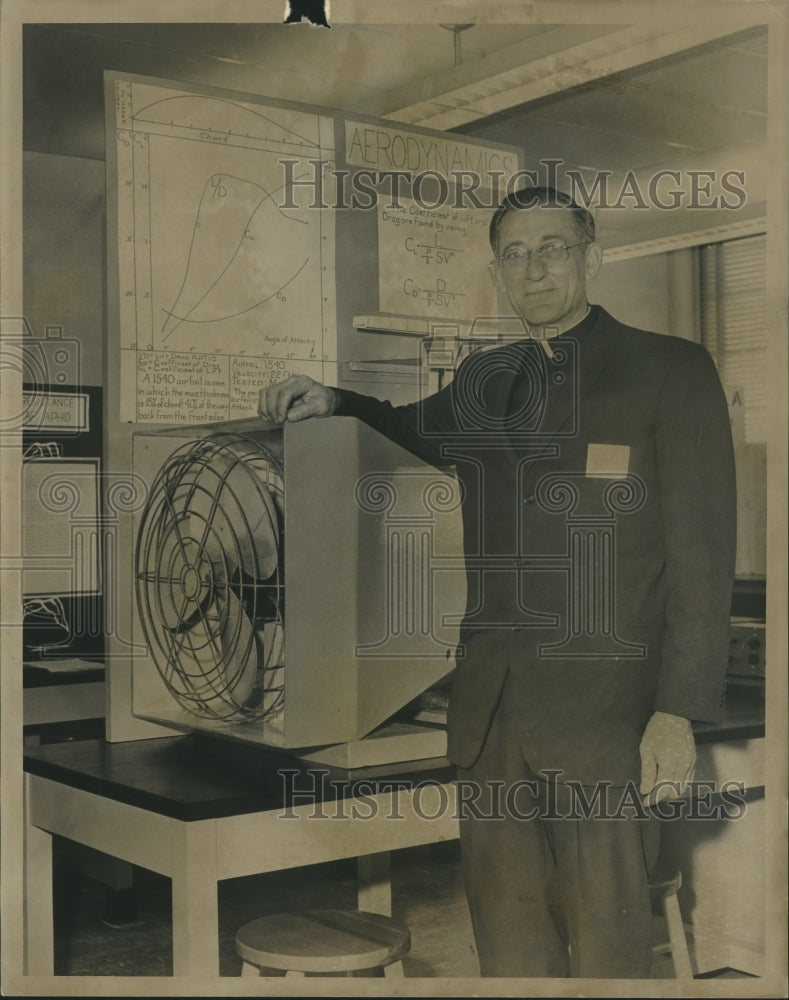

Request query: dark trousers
[{"left": 456, "top": 689, "right": 660, "bottom": 978}]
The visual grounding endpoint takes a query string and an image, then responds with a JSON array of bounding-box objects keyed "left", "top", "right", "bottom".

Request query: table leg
[
  {"left": 23, "top": 774, "right": 54, "bottom": 975},
  {"left": 357, "top": 851, "right": 392, "bottom": 916},
  {"left": 170, "top": 820, "right": 219, "bottom": 978}
]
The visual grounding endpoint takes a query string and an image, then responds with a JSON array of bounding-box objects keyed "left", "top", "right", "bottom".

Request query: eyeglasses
[{"left": 491, "top": 240, "right": 588, "bottom": 272}]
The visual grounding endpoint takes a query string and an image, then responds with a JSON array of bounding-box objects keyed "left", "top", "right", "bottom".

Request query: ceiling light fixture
[{"left": 439, "top": 23, "right": 475, "bottom": 68}]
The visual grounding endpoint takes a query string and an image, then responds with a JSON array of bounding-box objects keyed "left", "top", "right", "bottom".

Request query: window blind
[{"left": 700, "top": 234, "right": 767, "bottom": 444}]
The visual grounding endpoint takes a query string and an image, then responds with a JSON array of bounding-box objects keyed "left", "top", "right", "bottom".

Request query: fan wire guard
[{"left": 135, "top": 433, "right": 285, "bottom": 723}]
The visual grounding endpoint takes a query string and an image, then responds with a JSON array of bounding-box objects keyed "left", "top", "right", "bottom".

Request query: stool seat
[{"left": 235, "top": 909, "right": 411, "bottom": 975}]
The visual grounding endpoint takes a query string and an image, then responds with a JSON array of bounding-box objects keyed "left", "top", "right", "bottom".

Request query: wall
[
  {"left": 590, "top": 251, "right": 675, "bottom": 337},
  {"left": 23, "top": 151, "right": 105, "bottom": 387}
]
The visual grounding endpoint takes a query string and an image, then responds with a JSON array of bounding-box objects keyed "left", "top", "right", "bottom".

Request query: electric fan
[
  {"left": 135, "top": 431, "right": 286, "bottom": 725},
  {"left": 131, "top": 417, "right": 466, "bottom": 765}
]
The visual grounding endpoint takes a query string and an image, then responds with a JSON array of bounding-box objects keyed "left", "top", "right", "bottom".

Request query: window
[{"left": 700, "top": 234, "right": 767, "bottom": 445}]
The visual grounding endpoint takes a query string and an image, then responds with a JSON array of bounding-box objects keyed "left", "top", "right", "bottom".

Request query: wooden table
[{"left": 23, "top": 734, "right": 458, "bottom": 979}]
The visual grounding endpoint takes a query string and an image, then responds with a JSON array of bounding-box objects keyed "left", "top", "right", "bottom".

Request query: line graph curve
[{"left": 162, "top": 173, "right": 312, "bottom": 339}]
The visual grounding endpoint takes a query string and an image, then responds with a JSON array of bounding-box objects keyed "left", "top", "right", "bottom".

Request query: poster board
[
  {"left": 342, "top": 119, "right": 516, "bottom": 321},
  {"left": 111, "top": 77, "right": 337, "bottom": 424}
]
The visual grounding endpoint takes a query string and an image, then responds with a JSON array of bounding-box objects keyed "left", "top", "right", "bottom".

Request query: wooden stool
[
  {"left": 650, "top": 872, "right": 693, "bottom": 979},
  {"left": 235, "top": 908, "right": 411, "bottom": 977}
]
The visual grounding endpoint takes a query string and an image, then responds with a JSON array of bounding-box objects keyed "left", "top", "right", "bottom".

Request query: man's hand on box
[{"left": 258, "top": 374, "right": 339, "bottom": 424}]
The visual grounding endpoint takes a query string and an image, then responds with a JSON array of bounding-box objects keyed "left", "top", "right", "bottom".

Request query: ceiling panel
[
  {"left": 617, "top": 41, "right": 768, "bottom": 115},
  {"left": 456, "top": 26, "right": 767, "bottom": 173},
  {"left": 22, "top": 21, "right": 547, "bottom": 158},
  {"left": 526, "top": 89, "right": 763, "bottom": 156},
  {"left": 471, "top": 115, "right": 694, "bottom": 173}
]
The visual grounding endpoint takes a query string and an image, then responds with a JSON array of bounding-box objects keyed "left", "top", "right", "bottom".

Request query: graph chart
[{"left": 114, "top": 80, "right": 336, "bottom": 424}]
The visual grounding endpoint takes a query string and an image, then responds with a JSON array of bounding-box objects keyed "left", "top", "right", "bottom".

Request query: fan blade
[
  {"left": 187, "top": 449, "right": 281, "bottom": 581},
  {"left": 217, "top": 591, "right": 259, "bottom": 707}
]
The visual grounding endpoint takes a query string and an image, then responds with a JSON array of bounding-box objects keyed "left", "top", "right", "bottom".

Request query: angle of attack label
[{"left": 114, "top": 79, "right": 337, "bottom": 424}]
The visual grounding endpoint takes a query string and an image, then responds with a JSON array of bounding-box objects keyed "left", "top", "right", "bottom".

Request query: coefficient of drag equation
[{"left": 402, "top": 277, "right": 465, "bottom": 307}]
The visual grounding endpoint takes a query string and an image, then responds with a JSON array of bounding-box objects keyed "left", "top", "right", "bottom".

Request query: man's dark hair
[{"left": 489, "top": 186, "right": 595, "bottom": 252}]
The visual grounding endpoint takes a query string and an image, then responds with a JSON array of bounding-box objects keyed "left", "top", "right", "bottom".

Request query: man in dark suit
[{"left": 258, "top": 187, "right": 736, "bottom": 978}]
